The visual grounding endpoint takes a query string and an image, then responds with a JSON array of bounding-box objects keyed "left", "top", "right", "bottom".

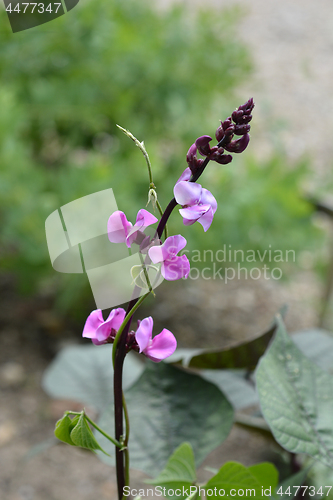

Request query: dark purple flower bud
[
  {"left": 195, "top": 135, "right": 213, "bottom": 157},
  {"left": 234, "top": 123, "right": 251, "bottom": 136},
  {"left": 211, "top": 152, "right": 233, "bottom": 165},
  {"left": 224, "top": 133, "right": 250, "bottom": 153},
  {"left": 238, "top": 97, "right": 255, "bottom": 114},
  {"left": 232, "top": 98, "right": 254, "bottom": 127},
  {"left": 215, "top": 117, "right": 235, "bottom": 143},
  {"left": 186, "top": 143, "right": 197, "bottom": 163},
  {"left": 186, "top": 143, "right": 204, "bottom": 174}
]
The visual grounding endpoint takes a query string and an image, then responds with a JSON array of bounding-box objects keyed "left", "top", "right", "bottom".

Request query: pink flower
[
  {"left": 107, "top": 209, "right": 158, "bottom": 248},
  {"left": 82, "top": 308, "right": 126, "bottom": 345},
  {"left": 148, "top": 235, "right": 190, "bottom": 281},
  {"left": 135, "top": 316, "right": 177, "bottom": 362},
  {"left": 174, "top": 180, "right": 217, "bottom": 231}
]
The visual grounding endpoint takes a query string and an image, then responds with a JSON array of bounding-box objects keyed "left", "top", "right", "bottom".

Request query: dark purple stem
[
  {"left": 114, "top": 294, "right": 140, "bottom": 500},
  {"left": 114, "top": 322, "right": 129, "bottom": 499},
  {"left": 113, "top": 133, "right": 228, "bottom": 499},
  {"left": 156, "top": 136, "right": 228, "bottom": 236}
]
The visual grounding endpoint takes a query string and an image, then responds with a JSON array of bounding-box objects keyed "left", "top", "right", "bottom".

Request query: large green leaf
[
  {"left": 292, "top": 329, "right": 333, "bottom": 373},
  {"left": 201, "top": 370, "right": 258, "bottom": 410},
  {"left": 188, "top": 321, "right": 277, "bottom": 370},
  {"left": 97, "top": 361, "right": 234, "bottom": 476},
  {"left": 167, "top": 320, "right": 277, "bottom": 371},
  {"left": 148, "top": 442, "right": 197, "bottom": 500},
  {"left": 42, "top": 345, "right": 143, "bottom": 412},
  {"left": 204, "top": 461, "right": 278, "bottom": 499},
  {"left": 256, "top": 316, "right": 333, "bottom": 468}
]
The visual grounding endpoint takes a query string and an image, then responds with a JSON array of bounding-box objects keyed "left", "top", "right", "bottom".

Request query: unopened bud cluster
[{"left": 186, "top": 97, "right": 254, "bottom": 174}]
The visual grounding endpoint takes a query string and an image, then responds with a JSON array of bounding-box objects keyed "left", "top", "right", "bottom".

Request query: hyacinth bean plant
[{"left": 49, "top": 98, "right": 333, "bottom": 500}]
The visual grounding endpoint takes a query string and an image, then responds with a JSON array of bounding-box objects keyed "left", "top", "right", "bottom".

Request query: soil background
[{"left": 1, "top": 0, "right": 333, "bottom": 499}]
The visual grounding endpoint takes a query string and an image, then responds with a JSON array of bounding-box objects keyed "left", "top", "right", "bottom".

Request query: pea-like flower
[
  {"left": 107, "top": 209, "right": 158, "bottom": 248},
  {"left": 148, "top": 235, "right": 190, "bottom": 281},
  {"left": 135, "top": 316, "right": 177, "bottom": 362},
  {"left": 174, "top": 179, "right": 217, "bottom": 232},
  {"left": 82, "top": 308, "right": 126, "bottom": 345}
]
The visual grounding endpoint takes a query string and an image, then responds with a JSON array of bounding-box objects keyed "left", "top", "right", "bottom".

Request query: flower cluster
[
  {"left": 83, "top": 309, "right": 176, "bottom": 362},
  {"left": 82, "top": 98, "right": 254, "bottom": 362},
  {"left": 186, "top": 97, "right": 254, "bottom": 175}
]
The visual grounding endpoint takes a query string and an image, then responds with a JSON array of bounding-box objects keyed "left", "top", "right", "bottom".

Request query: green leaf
[
  {"left": 70, "top": 412, "right": 109, "bottom": 455},
  {"left": 54, "top": 414, "right": 78, "bottom": 446},
  {"left": 201, "top": 370, "right": 258, "bottom": 410},
  {"left": 256, "top": 315, "right": 333, "bottom": 468},
  {"left": 42, "top": 346, "right": 143, "bottom": 412},
  {"left": 170, "top": 320, "right": 278, "bottom": 370},
  {"left": 204, "top": 461, "right": 278, "bottom": 499},
  {"left": 248, "top": 462, "right": 278, "bottom": 491},
  {"left": 97, "top": 362, "right": 234, "bottom": 476},
  {"left": 292, "top": 329, "right": 333, "bottom": 373},
  {"left": 148, "top": 443, "right": 196, "bottom": 499}
]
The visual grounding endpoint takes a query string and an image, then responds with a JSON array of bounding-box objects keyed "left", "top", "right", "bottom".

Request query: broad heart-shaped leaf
[
  {"left": 54, "top": 414, "right": 79, "bottom": 446},
  {"left": 42, "top": 346, "right": 143, "bottom": 412},
  {"left": 292, "top": 329, "right": 333, "bottom": 373},
  {"left": 148, "top": 442, "right": 196, "bottom": 500},
  {"left": 201, "top": 370, "right": 258, "bottom": 410},
  {"left": 204, "top": 461, "right": 278, "bottom": 499},
  {"left": 70, "top": 412, "right": 109, "bottom": 455},
  {"left": 256, "top": 315, "right": 333, "bottom": 468},
  {"left": 247, "top": 462, "right": 278, "bottom": 491},
  {"left": 97, "top": 361, "right": 234, "bottom": 476},
  {"left": 170, "top": 320, "right": 278, "bottom": 370}
]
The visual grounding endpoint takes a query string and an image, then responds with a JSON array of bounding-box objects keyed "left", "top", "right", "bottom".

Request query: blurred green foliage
[{"left": 0, "top": 0, "right": 324, "bottom": 315}]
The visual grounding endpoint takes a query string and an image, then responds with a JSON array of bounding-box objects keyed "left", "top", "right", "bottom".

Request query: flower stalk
[{"left": 80, "top": 98, "right": 254, "bottom": 500}]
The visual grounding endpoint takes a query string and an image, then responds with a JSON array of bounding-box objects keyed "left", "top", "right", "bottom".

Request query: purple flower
[
  {"left": 148, "top": 235, "right": 190, "bottom": 281},
  {"left": 82, "top": 308, "right": 126, "bottom": 345},
  {"left": 135, "top": 316, "right": 177, "bottom": 362},
  {"left": 174, "top": 180, "right": 217, "bottom": 231},
  {"left": 107, "top": 209, "right": 158, "bottom": 248}
]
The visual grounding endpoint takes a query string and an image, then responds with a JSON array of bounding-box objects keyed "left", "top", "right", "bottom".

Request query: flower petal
[
  {"left": 104, "top": 307, "right": 126, "bottom": 331},
  {"left": 134, "top": 209, "right": 158, "bottom": 229},
  {"left": 149, "top": 235, "right": 187, "bottom": 264},
  {"left": 144, "top": 328, "right": 177, "bottom": 362},
  {"left": 200, "top": 188, "right": 217, "bottom": 214},
  {"left": 174, "top": 181, "right": 202, "bottom": 207},
  {"left": 82, "top": 309, "right": 104, "bottom": 340},
  {"left": 179, "top": 204, "right": 211, "bottom": 221},
  {"left": 197, "top": 206, "right": 214, "bottom": 232},
  {"left": 195, "top": 135, "right": 212, "bottom": 156},
  {"left": 182, "top": 218, "right": 196, "bottom": 227},
  {"left": 176, "top": 167, "right": 192, "bottom": 184},
  {"left": 135, "top": 316, "right": 153, "bottom": 353},
  {"left": 162, "top": 254, "right": 190, "bottom": 280},
  {"left": 126, "top": 209, "right": 158, "bottom": 247},
  {"left": 107, "top": 211, "right": 132, "bottom": 245}
]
